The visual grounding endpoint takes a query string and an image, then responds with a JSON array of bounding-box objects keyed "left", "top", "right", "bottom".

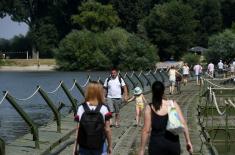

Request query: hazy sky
[{"left": 0, "top": 15, "right": 28, "bottom": 39}]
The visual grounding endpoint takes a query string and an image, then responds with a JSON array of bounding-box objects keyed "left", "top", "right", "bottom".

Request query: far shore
[{"left": 0, "top": 65, "right": 57, "bottom": 71}]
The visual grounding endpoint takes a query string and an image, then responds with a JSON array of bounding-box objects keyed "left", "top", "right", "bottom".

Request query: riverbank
[
  {"left": 0, "top": 65, "right": 57, "bottom": 71},
  {"left": 0, "top": 59, "right": 57, "bottom": 71}
]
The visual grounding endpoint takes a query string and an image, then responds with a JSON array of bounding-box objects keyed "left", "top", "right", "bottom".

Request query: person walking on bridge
[
  {"left": 138, "top": 81, "right": 193, "bottom": 155},
  {"left": 73, "top": 81, "right": 112, "bottom": 155},
  {"left": 128, "top": 87, "right": 148, "bottom": 127},
  {"left": 193, "top": 63, "right": 202, "bottom": 85},
  {"left": 218, "top": 60, "right": 224, "bottom": 75},
  {"left": 168, "top": 66, "right": 181, "bottom": 94},
  {"left": 207, "top": 62, "right": 214, "bottom": 78},
  {"left": 182, "top": 63, "right": 190, "bottom": 85},
  {"left": 104, "top": 68, "right": 128, "bottom": 128}
]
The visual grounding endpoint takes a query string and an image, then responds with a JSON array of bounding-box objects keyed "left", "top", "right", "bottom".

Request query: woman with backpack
[{"left": 73, "top": 81, "right": 112, "bottom": 155}]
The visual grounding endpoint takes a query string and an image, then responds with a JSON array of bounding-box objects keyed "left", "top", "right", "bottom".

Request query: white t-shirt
[
  {"left": 233, "top": 61, "right": 235, "bottom": 67},
  {"left": 104, "top": 76, "right": 125, "bottom": 98},
  {"left": 168, "top": 69, "right": 176, "bottom": 81},
  {"left": 208, "top": 63, "right": 214, "bottom": 72},
  {"left": 194, "top": 64, "right": 202, "bottom": 75},
  {"left": 75, "top": 102, "right": 112, "bottom": 122},
  {"left": 218, "top": 62, "right": 223, "bottom": 69},
  {"left": 182, "top": 66, "right": 189, "bottom": 75}
]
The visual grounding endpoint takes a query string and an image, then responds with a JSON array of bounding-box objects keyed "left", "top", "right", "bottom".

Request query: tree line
[{"left": 0, "top": 0, "right": 235, "bottom": 70}]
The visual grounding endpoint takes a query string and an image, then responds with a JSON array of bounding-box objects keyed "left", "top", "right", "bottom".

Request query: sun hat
[{"left": 134, "top": 87, "right": 142, "bottom": 95}]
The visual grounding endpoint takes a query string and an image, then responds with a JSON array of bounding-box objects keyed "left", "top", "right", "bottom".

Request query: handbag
[{"left": 166, "top": 100, "right": 184, "bottom": 135}]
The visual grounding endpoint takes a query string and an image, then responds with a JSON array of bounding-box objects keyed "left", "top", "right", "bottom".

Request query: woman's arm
[
  {"left": 73, "top": 124, "right": 79, "bottom": 155},
  {"left": 138, "top": 105, "right": 151, "bottom": 155},
  {"left": 176, "top": 70, "right": 182, "bottom": 76},
  {"left": 104, "top": 120, "right": 112, "bottom": 155},
  {"left": 174, "top": 101, "right": 193, "bottom": 154}
]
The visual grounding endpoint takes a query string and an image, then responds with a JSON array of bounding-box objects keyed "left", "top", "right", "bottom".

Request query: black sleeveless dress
[{"left": 149, "top": 106, "right": 180, "bottom": 155}]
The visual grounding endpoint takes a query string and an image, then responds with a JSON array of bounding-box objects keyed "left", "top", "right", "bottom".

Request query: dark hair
[{"left": 151, "top": 81, "right": 165, "bottom": 111}]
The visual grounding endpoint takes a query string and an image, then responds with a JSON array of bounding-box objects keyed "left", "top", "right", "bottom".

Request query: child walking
[{"left": 128, "top": 87, "right": 147, "bottom": 127}]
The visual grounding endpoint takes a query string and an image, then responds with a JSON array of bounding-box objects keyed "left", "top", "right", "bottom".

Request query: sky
[{"left": 0, "top": 15, "right": 29, "bottom": 40}]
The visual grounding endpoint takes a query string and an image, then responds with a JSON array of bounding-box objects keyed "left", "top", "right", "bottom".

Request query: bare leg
[
  {"left": 136, "top": 106, "right": 140, "bottom": 125},
  {"left": 115, "top": 113, "right": 120, "bottom": 126}
]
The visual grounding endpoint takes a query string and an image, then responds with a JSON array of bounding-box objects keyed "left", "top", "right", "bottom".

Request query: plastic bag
[{"left": 166, "top": 100, "right": 184, "bottom": 135}]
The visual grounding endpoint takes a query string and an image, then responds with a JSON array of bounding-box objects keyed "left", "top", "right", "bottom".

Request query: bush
[
  {"left": 205, "top": 29, "right": 235, "bottom": 63},
  {"left": 182, "top": 53, "right": 200, "bottom": 68},
  {"left": 55, "top": 28, "right": 159, "bottom": 70}
]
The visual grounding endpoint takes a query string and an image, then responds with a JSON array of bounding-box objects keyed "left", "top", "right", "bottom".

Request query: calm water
[{"left": 0, "top": 71, "right": 162, "bottom": 143}]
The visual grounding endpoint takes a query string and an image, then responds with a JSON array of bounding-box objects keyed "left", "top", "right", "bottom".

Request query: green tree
[
  {"left": 220, "top": 0, "right": 235, "bottom": 28},
  {"left": 55, "top": 28, "right": 159, "bottom": 70},
  {"left": 0, "top": 0, "right": 52, "bottom": 57},
  {"left": 185, "top": 0, "right": 222, "bottom": 46},
  {"left": 0, "top": 0, "right": 82, "bottom": 58},
  {"left": 205, "top": 29, "right": 235, "bottom": 63},
  {"left": 121, "top": 35, "right": 159, "bottom": 70},
  {"left": 142, "top": 1, "right": 197, "bottom": 60},
  {"left": 10, "top": 35, "right": 31, "bottom": 53},
  {"left": 182, "top": 53, "right": 200, "bottom": 67},
  {"left": 110, "top": 0, "right": 146, "bottom": 32},
  {"left": 100, "top": 28, "right": 159, "bottom": 70},
  {"left": 29, "top": 18, "right": 59, "bottom": 58},
  {"left": 55, "top": 30, "right": 111, "bottom": 70},
  {"left": 0, "top": 38, "right": 10, "bottom": 52},
  {"left": 72, "top": 0, "right": 120, "bottom": 32}
]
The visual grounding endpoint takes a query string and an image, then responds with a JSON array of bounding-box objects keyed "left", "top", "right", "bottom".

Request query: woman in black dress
[{"left": 138, "top": 81, "right": 193, "bottom": 155}]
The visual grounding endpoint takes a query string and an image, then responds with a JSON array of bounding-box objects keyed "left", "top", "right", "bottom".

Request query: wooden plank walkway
[{"left": 5, "top": 81, "right": 212, "bottom": 155}]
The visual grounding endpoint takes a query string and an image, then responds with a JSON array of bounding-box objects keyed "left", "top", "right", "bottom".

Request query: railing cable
[
  {"left": 0, "top": 91, "right": 8, "bottom": 105},
  {"left": 130, "top": 71, "right": 134, "bottom": 78},
  {"left": 15, "top": 87, "right": 41, "bottom": 101},
  {"left": 80, "top": 76, "right": 90, "bottom": 88},
  {"left": 46, "top": 81, "right": 63, "bottom": 94},
  {"left": 211, "top": 91, "right": 226, "bottom": 115},
  {"left": 68, "top": 80, "right": 76, "bottom": 91},
  {"left": 138, "top": 70, "right": 143, "bottom": 77}
]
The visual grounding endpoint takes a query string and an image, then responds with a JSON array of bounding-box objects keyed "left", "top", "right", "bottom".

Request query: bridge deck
[{"left": 6, "top": 81, "right": 210, "bottom": 155}]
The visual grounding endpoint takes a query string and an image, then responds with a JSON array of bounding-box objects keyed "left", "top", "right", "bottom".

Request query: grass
[{"left": 1, "top": 59, "right": 56, "bottom": 66}]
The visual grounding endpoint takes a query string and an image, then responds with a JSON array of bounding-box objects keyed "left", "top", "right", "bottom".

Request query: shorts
[
  {"left": 169, "top": 80, "right": 175, "bottom": 86},
  {"left": 136, "top": 103, "right": 144, "bottom": 109},
  {"left": 106, "top": 98, "right": 122, "bottom": 114},
  {"left": 183, "top": 74, "right": 188, "bottom": 78}
]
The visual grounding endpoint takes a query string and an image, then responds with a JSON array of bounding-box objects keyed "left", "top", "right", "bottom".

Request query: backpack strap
[
  {"left": 118, "top": 76, "right": 122, "bottom": 85},
  {"left": 106, "top": 77, "right": 111, "bottom": 86},
  {"left": 82, "top": 102, "right": 90, "bottom": 112},
  {"left": 167, "top": 100, "right": 175, "bottom": 112},
  {"left": 95, "top": 104, "right": 102, "bottom": 112}
]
